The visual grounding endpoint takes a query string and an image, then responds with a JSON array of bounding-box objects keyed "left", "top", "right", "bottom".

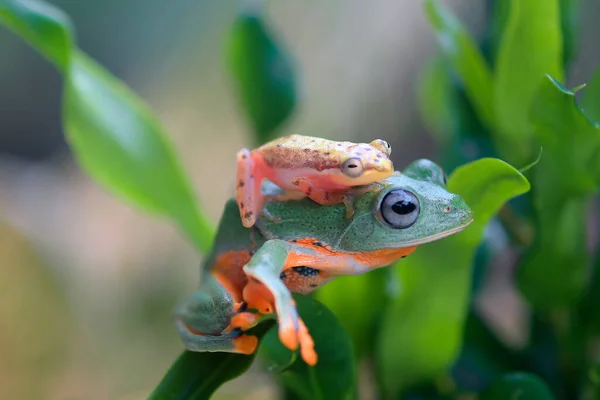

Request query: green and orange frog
[
  {"left": 235, "top": 134, "right": 394, "bottom": 228},
  {"left": 174, "top": 155, "right": 473, "bottom": 366}
]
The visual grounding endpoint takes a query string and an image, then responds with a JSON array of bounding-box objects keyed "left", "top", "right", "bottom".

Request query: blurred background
[{"left": 1, "top": 1, "right": 600, "bottom": 399}]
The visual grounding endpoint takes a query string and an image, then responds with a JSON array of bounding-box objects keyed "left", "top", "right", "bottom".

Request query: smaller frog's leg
[
  {"left": 236, "top": 149, "right": 263, "bottom": 228},
  {"left": 242, "top": 239, "right": 317, "bottom": 366},
  {"left": 174, "top": 275, "right": 259, "bottom": 355}
]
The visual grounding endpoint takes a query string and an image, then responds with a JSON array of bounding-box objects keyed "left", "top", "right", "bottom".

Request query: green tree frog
[
  {"left": 235, "top": 134, "right": 394, "bottom": 228},
  {"left": 175, "top": 159, "right": 472, "bottom": 366}
]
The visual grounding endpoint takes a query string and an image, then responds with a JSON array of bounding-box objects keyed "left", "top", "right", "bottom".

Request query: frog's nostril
[{"left": 443, "top": 205, "right": 452, "bottom": 213}]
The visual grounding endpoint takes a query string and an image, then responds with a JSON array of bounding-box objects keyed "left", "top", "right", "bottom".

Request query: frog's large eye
[
  {"left": 380, "top": 189, "right": 420, "bottom": 229},
  {"left": 342, "top": 157, "right": 364, "bottom": 177}
]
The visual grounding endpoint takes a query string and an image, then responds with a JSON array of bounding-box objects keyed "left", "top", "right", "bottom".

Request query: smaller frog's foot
[
  {"left": 341, "top": 196, "right": 356, "bottom": 219},
  {"left": 264, "top": 190, "right": 308, "bottom": 204},
  {"left": 230, "top": 311, "right": 261, "bottom": 331},
  {"left": 232, "top": 334, "right": 259, "bottom": 355},
  {"left": 260, "top": 207, "right": 282, "bottom": 224},
  {"left": 392, "top": 170, "right": 402, "bottom": 177}
]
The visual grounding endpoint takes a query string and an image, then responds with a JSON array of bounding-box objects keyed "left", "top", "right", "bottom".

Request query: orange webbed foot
[
  {"left": 278, "top": 315, "right": 317, "bottom": 366},
  {"left": 243, "top": 280, "right": 275, "bottom": 315},
  {"left": 232, "top": 335, "right": 259, "bottom": 355},
  {"left": 230, "top": 311, "right": 261, "bottom": 331}
]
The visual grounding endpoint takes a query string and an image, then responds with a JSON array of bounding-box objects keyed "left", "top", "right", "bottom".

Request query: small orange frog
[{"left": 235, "top": 134, "right": 394, "bottom": 228}]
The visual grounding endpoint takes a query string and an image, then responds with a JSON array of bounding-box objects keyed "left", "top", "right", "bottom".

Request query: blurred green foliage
[{"left": 2, "top": 0, "right": 599, "bottom": 399}]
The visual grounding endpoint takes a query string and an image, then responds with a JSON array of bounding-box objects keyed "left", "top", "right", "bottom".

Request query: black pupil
[
  {"left": 392, "top": 200, "right": 416, "bottom": 215},
  {"left": 348, "top": 164, "right": 357, "bottom": 168}
]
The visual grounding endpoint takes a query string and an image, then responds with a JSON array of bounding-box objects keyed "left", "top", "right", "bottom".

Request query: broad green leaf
[
  {"left": 315, "top": 268, "right": 388, "bottom": 359},
  {"left": 516, "top": 76, "right": 600, "bottom": 309},
  {"left": 376, "top": 158, "right": 530, "bottom": 396},
  {"left": 581, "top": 67, "right": 600, "bottom": 124},
  {"left": 493, "top": 0, "right": 563, "bottom": 164},
  {"left": 226, "top": 4, "right": 297, "bottom": 145},
  {"left": 479, "top": 372, "right": 555, "bottom": 400},
  {"left": 260, "top": 294, "right": 356, "bottom": 400},
  {"left": 0, "top": 0, "right": 214, "bottom": 254},
  {"left": 516, "top": 194, "right": 589, "bottom": 309},
  {"left": 529, "top": 75, "right": 600, "bottom": 192},
  {"left": 148, "top": 321, "right": 275, "bottom": 400},
  {"left": 423, "top": 0, "right": 494, "bottom": 130}
]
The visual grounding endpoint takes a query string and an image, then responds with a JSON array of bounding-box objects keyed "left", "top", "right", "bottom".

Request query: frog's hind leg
[
  {"left": 176, "top": 321, "right": 258, "bottom": 355},
  {"left": 174, "top": 275, "right": 259, "bottom": 355},
  {"left": 236, "top": 149, "right": 263, "bottom": 228}
]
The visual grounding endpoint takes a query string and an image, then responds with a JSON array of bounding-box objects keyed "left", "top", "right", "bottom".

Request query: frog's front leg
[
  {"left": 242, "top": 239, "right": 317, "bottom": 366},
  {"left": 174, "top": 274, "right": 260, "bottom": 355},
  {"left": 290, "top": 179, "right": 384, "bottom": 219}
]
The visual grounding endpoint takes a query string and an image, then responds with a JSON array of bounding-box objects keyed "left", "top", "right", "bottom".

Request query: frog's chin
[{"left": 386, "top": 217, "right": 474, "bottom": 248}]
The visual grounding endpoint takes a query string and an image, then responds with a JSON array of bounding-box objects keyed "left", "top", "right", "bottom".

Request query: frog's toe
[
  {"left": 278, "top": 316, "right": 317, "bottom": 365},
  {"left": 230, "top": 311, "right": 261, "bottom": 331},
  {"left": 278, "top": 321, "right": 299, "bottom": 351},
  {"left": 298, "top": 319, "right": 317, "bottom": 366},
  {"left": 232, "top": 334, "right": 259, "bottom": 355},
  {"left": 243, "top": 280, "right": 275, "bottom": 314}
]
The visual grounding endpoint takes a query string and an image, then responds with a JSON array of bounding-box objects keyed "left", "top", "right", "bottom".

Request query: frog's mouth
[{"left": 393, "top": 217, "right": 474, "bottom": 247}]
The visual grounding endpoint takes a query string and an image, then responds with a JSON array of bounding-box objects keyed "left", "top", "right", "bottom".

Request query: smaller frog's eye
[
  {"left": 381, "top": 140, "right": 392, "bottom": 157},
  {"left": 370, "top": 139, "right": 392, "bottom": 157},
  {"left": 380, "top": 189, "right": 420, "bottom": 229},
  {"left": 342, "top": 157, "right": 364, "bottom": 177}
]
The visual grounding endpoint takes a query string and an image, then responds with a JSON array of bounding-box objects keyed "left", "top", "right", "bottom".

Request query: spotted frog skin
[
  {"left": 175, "top": 159, "right": 473, "bottom": 366},
  {"left": 235, "top": 134, "right": 394, "bottom": 228}
]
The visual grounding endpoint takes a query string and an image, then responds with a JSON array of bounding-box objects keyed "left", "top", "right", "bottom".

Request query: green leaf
[
  {"left": 0, "top": 0, "right": 214, "bottom": 254},
  {"left": 226, "top": 3, "right": 297, "bottom": 145},
  {"left": 516, "top": 76, "right": 599, "bottom": 309},
  {"left": 581, "top": 67, "right": 600, "bottom": 124},
  {"left": 260, "top": 294, "right": 356, "bottom": 400},
  {"left": 493, "top": 0, "right": 563, "bottom": 164},
  {"left": 148, "top": 321, "right": 275, "bottom": 400},
  {"left": 479, "top": 372, "right": 555, "bottom": 400},
  {"left": 423, "top": 0, "right": 494, "bottom": 130},
  {"left": 315, "top": 268, "right": 388, "bottom": 358},
  {"left": 376, "top": 158, "right": 530, "bottom": 396},
  {"left": 529, "top": 75, "right": 600, "bottom": 192}
]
